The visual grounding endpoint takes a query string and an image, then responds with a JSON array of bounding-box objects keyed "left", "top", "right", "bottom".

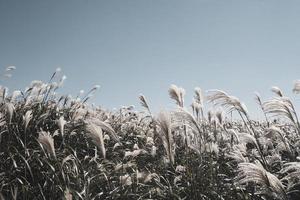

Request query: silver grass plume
[
  {"left": 237, "top": 161, "right": 287, "bottom": 200},
  {"left": 226, "top": 148, "right": 247, "bottom": 163},
  {"left": 173, "top": 108, "right": 202, "bottom": 136},
  {"left": 85, "top": 122, "right": 106, "bottom": 159},
  {"left": 280, "top": 162, "right": 300, "bottom": 175},
  {"left": 24, "top": 110, "right": 33, "bottom": 130},
  {"left": 156, "top": 111, "right": 175, "bottom": 165},
  {"left": 265, "top": 126, "right": 293, "bottom": 156},
  {"left": 263, "top": 97, "right": 300, "bottom": 132},
  {"left": 57, "top": 116, "right": 66, "bottom": 137},
  {"left": 254, "top": 92, "right": 269, "bottom": 125},
  {"left": 139, "top": 94, "right": 151, "bottom": 115},
  {"left": 89, "top": 119, "right": 119, "bottom": 142},
  {"left": 265, "top": 126, "right": 286, "bottom": 143},
  {"left": 168, "top": 84, "right": 185, "bottom": 107},
  {"left": 5, "top": 102, "right": 14, "bottom": 124},
  {"left": 271, "top": 86, "right": 284, "bottom": 97},
  {"left": 215, "top": 110, "right": 224, "bottom": 126},
  {"left": 194, "top": 87, "right": 204, "bottom": 119},
  {"left": 38, "top": 131, "right": 56, "bottom": 159},
  {"left": 194, "top": 87, "right": 204, "bottom": 105},
  {"left": 280, "top": 162, "right": 300, "bottom": 189},
  {"left": 206, "top": 90, "right": 248, "bottom": 116},
  {"left": 293, "top": 80, "right": 300, "bottom": 94}
]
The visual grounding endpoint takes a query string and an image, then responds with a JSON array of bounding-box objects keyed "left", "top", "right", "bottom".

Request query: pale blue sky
[{"left": 0, "top": 0, "right": 300, "bottom": 118}]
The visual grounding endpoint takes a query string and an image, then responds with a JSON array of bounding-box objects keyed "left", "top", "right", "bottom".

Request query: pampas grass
[
  {"left": 206, "top": 89, "right": 248, "bottom": 116},
  {"left": 293, "top": 80, "right": 300, "bottom": 94},
  {"left": 237, "top": 161, "right": 287, "bottom": 200},
  {"left": 5, "top": 102, "right": 14, "bottom": 124},
  {"left": 37, "top": 131, "right": 56, "bottom": 159},
  {"left": 169, "top": 84, "right": 185, "bottom": 107},
  {"left": 85, "top": 122, "right": 106, "bottom": 159},
  {"left": 139, "top": 94, "right": 151, "bottom": 115},
  {"left": 156, "top": 111, "right": 175, "bottom": 165},
  {"left": 1, "top": 69, "right": 300, "bottom": 199},
  {"left": 57, "top": 116, "right": 66, "bottom": 137},
  {"left": 271, "top": 86, "right": 284, "bottom": 97}
]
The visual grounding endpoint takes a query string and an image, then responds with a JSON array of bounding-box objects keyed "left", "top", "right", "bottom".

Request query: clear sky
[{"left": 0, "top": 0, "right": 300, "bottom": 118}]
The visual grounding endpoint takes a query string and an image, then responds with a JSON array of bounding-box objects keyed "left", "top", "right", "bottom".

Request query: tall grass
[{"left": 0, "top": 69, "right": 300, "bottom": 199}]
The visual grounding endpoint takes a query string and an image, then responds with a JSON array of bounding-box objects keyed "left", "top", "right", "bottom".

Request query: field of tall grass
[{"left": 0, "top": 67, "right": 300, "bottom": 200}]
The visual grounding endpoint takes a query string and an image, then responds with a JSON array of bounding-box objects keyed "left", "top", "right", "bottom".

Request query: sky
[{"left": 0, "top": 0, "right": 300, "bottom": 118}]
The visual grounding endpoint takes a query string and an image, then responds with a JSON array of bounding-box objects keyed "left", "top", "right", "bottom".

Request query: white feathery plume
[
  {"left": 194, "top": 87, "right": 204, "bottom": 105},
  {"left": 139, "top": 94, "right": 151, "bottom": 114},
  {"left": 0, "top": 86, "right": 7, "bottom": 102},
  {"left": 5, "top": 102, "right": 14, "bottom": 124},
  {"left": 265, "top": 126, "right": 286, "bottom": 143},
  {"left": 86, "top": 122, "right": 106, "bottom": 159},
  {"left": 191, "top": 101, "right": 202, "bottom": 120},
  {"left": 263, "top": 97, "right": 299, "bottom": 129},
  {"left": 280, "top": 162, "right": 300, "bottom": 174},
  {"left": 227, "top": 148, "right": 247, "bottom": 163},
  {"left": 293, "top": 80, "right": 300, "bottom": 94},
  {"left": 194, "top": 87, "right": 205, "bottom": 119},
  {"left": 89, "top": 119, "right": 119, "bottom": 142},
  {"left": 265, "top": 154, "right": 281, "bottom": 167},
  {"left": 24, "top": 110, "right": 33, "bottom": 130},
  {"left": 237, "top": 161, "right": 287, "bottom": 200},
  {"left": 156, "top": 111, "right": 175, "bottom": 164},
  {"left": 254, "top": 92, "right": 270, "bottom": 124},
  {"left": 206, "top": 90, "right": 248, "bottom": 116},
  {"left": 280, "top": 162, "right": 300, "bottom": 186},
  {"left": 168, "top": 84, "right": 185, "bottom": 107},
  {"left": 57, "top": 116, "right": 66, "bottom": 137},
  {"left": 215, "top": 110, "right": 224, "bottom": 126},
  {"left": 174, "top": 107, "right": 202, "bottom": 134},
  {"left": 38, "top": 131, "right": 56, "bottom": 159},
  {"left": 271, "top": 86, "right": 284, "bottom": 97},
  {"left": 254, "top": 92, "right": 263, "bottom": 107}
]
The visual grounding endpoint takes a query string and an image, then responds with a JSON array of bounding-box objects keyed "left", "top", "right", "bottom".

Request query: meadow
[{"left": 0, "top": 67, "right": 300, "bottom": 199}]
